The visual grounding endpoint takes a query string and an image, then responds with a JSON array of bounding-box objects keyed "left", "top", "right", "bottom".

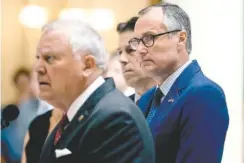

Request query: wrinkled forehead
[
  {"left": 37, "top": 29, "right": 70, "bottom": 54},
  {"left": 134, "top": 7, "right": 166, "bottom": 36}
]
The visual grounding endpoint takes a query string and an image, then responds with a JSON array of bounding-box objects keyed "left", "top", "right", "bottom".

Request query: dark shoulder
[
  {"left": 29, "top": 110, "right": 52, "bottom": 129},
  {"left": 93, "top": 89, "right": 144, "bottom": 120}
]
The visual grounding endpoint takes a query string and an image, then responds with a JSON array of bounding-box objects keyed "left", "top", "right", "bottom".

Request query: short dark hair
[
  {"left": 116, "top": 17, "right": 138, "bottom": 34},
  {"left": 12, "top": 67, "right": 31, "bottom": 84}
]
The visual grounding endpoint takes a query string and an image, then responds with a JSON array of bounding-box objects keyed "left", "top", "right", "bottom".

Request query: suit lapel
[
  {"left": 57, "top": 78, "right": 116, "bottom": 148},
  {"left": 150, "top": 60, "right": 201, "bottom": 125},
  {"left": 139, "top": 87, "right": 156, "bottom": 116}
]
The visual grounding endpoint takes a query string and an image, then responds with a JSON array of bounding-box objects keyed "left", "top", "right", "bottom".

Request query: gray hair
[
  {"left": 139, "top": 2, "right": 192, "bottom": 54},
  {"left": 42, "top": 19, "right": 108, "bottom": 70}
]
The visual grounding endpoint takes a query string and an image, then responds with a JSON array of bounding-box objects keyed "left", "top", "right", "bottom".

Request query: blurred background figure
[
  {"left": 21, "top": 71, "right": 61, "bottom": 163},
  {"left": 21, "top": 108, "right": 62, "bottom": 163},
  {"left": 117, "top": 17, "right": 156, "bottom": 102},
  {"left": 103, "top": 53, "right": 135, "bottom": 98},
  {"left": 1, "top": 67, "right": 36, "bottom": 163},
  {"left": 11, "top": 68, "right": 32, "bottom": 105},
  {"left": 1, "top": 68, "right": 53, "bottom": 163}
]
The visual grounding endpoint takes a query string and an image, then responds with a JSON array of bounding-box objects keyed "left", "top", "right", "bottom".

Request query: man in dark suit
[
  {"left": 116, "top": 17, "right": 156, "bottom": 103},
  {"left": 35, "top": 19, "right": 155, "bottom": 163},
  {"left": 129, "top": 2, "right": 229, "bottom": 163}
]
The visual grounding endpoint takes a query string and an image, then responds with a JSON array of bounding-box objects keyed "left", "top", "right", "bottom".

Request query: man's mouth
[
  {"left": 142, "top": 59, "right": 152, "bottom": 62},
  {"left": 39, "top": 82, "right": 49, "bottom": 85},
  {"left": 123, "top": 69, "right": 134, "bottom": 73}
]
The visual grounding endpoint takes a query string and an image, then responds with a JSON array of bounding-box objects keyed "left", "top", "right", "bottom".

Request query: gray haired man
[{"left": 36, "top": 19, "right": 155, "bottom": 163}]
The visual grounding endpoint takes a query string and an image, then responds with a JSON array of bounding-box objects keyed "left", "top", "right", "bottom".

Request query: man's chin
[
  {"left": 126, "top": 77, "right": 138, "bottom": 87},
  {"left": 141, "top": 66, "right": 153, "bottom": 74},
  {"left": 39, "top": 93, "right": 53, "bottom": 102}
]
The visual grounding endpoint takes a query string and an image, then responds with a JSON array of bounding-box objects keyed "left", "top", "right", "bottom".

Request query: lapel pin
[
  {"left": 78, "top": 114, "right": 84, "bottom": 121},
  {"left": 64, "top": 124, "right": 69, "bottom": 130},
  {"left": 168, "top": 98, "right": 174, "bottom": 103}
]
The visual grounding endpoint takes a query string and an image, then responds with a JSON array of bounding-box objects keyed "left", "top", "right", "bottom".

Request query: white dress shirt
[
  {"left": 67, "top": 76, "right": 105, "bottom": 121},
  {"left": 123, "top": 87, "right": 135, "bottom": 97},
  {"left": 134, "top": 93, "right": 141, "bottom": 103}
]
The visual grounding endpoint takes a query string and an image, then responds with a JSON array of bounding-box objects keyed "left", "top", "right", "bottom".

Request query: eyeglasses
[{"left": 128, "top": 29, "right": 181, "bottom": 50}]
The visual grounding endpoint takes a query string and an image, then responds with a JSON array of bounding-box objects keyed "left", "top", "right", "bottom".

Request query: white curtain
[{"left": 165, "top": 0, "right": 243, "bottom": 162}]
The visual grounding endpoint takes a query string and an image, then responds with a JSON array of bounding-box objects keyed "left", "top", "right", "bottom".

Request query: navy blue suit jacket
[
  {"left": 138, "top": 60, "right": 229, "bottom": 163},
  {"left": 39, "top": 78, "right": 155, "bottom": 163}
]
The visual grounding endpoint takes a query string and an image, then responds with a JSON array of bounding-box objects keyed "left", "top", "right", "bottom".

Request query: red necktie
[{"left": 54, "top": 114, "right": 69, "bottom": 145}]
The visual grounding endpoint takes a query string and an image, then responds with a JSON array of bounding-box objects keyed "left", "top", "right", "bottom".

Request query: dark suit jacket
[
  {"left": 39, "top": 78, "right": 155, "bottom": 163},
  {"left": 138, "top": 60, "right": 229, "bottom": 163},
  {"left": 26, "top": 110, "right": 52, "bottom": 163}
]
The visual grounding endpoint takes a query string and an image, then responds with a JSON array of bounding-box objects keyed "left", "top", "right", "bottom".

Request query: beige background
[{"left": 1, "top": 0, "right": 158, "bottom": 105}]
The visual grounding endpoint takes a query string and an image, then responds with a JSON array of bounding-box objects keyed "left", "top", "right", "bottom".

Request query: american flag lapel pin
[
  {"left": 78, "top": 114, "right": 84, "bottom": 121},
  {"left": 168, "top": 98, "right": 174, "bottom": 103}
]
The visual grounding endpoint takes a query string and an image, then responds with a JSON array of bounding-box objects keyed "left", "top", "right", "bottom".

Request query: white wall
[{"left": 165, "top": 0, "right": 243, "bottom": 162}]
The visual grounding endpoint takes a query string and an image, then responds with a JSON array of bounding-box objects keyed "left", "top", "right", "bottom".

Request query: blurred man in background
[
  {"left": 130, "top": 2, "right": 229, "bottom": 163},
  {"left": 21, "top": 71, "right": 59, "bottom": 163},
  {"left": 22, "top": 108, "right": 62, "bottom": 163},
  {"left": 1, "top": 68, "right": 52, "bottom": 163},
  {"left": 12, "top": 68, "right": 32, "bottom": 105},
  {"left": 117, "top": 17, "right": 156, "bottom": 103},
  {"left": 103, "top": 53, "right": 135, "bottom": 98}
]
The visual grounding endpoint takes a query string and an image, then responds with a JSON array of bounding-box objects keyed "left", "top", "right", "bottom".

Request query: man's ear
[
  {"left": 84, "top": 55, "right": 96, "bottom": 69},
  {"left": 82, "top": 55, "right": 97, "bottom": 76},
  {"left": 177, "top": 30, "right": 187, "bottom": 52},
  {"left": 179, "top": 30, "right": 187, "bottom": 45}
]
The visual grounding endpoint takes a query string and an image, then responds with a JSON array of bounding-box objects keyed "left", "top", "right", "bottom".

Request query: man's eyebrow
[{"left": 142, "top": 31, "right": 157, "bottom": 36}]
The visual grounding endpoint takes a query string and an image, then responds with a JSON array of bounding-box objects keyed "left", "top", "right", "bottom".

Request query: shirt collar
[
  {"left": 67, "top": 76, "right": 105, "bottom": 121},
  {"left": 124, "top": 87, "right": 135, "bottom": 97},
  {"left": 134, "top": 93, "right": 141, "bottom": 103},
  {"left": 159, "top": 59, "right": 192, "bottom": 96}
]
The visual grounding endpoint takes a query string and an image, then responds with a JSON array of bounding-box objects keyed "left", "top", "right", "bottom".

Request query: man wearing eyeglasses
[{"left": 130, "top": 2, "right": 229, "bottom": 163}]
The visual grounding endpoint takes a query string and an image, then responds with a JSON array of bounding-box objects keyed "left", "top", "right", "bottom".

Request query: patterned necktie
[
  {"left": 146, "top": 88, "right": 164, "bottom": 123},
  {"left": 54, "top": 114, "right": 69, "bottom": 145}
]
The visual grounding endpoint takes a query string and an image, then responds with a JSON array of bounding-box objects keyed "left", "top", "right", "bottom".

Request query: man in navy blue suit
[{"left": 129, "top": 2, "right": 229, "bottom": 163}]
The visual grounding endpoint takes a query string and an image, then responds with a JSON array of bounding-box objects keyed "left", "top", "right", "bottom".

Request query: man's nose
[
  {"left": 35, "top": 59, "right": 46, "bottom": 75},
  {"left": 119, "top": 52, "right": 128, "bottom": 64},
  {"left": 137, "top": 42, "right": 148, "bottom": 58}
]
